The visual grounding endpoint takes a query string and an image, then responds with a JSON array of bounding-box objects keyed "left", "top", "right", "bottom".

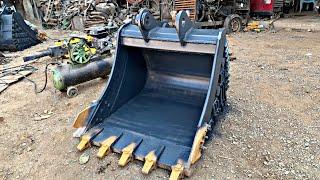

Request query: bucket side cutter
[{"left": 73, "top": 9, "right": 230, "bottom": 179}]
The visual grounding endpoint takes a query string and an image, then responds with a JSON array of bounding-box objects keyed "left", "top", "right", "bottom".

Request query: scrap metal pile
[
  {"left": 38, "top": 0, "right": 130, "bottom": 30},
  {"left": 14, "top": 0, "right": 250, "bottom": 33}
]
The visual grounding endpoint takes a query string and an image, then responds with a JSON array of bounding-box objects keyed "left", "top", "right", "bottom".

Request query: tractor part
[
  {"left": 156, "top": 0, "right": 250, "bottom": 30},
  {"left": 224, "top": 14, "right": 243, "bottom": 34},
  {"left": 73, "top": 9, "right": 230, "bottom": 179},
  {"left": 52, "top": 58, "right": 113, "bottom": 91},
  {"left": 0, "top": 6, "right": 41, "bottom": 51}
]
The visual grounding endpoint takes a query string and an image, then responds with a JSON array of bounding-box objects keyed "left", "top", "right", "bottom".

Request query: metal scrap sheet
[{"left": 0, "top": 70, "right": 33, "bottom": 93}]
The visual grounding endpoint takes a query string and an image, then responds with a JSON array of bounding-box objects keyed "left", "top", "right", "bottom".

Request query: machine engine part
[
  {"left": 73, "top": 9, "right": 230, "bottom": 179},
  {"left": 23, "top": 46, "right": 68, "bottom": 62},
  {"left": 68, "top": 37, "right": 95, "bottom": 64},
  {"left": 135, "top": 0, "right": 249, "bottom": 32},
  {"left": 23, "top": 34, "right": 108, "bottom": 63},
  {"left": 66, "top": 34, "right": 114, "bottom": 64},
  {"left": 131, "top": 0, "right": 250, "bottom": 33},
  {"left": 52, "top": 58, "right": 113, "bottom": 91},
  {"left": 85, "top": 26, "right": 116, "bottom": 54},
  {"left": 95, "top": 2, "right": 116, "bottom": 15},
  {"left": 0, "top": 5, "right": 41, "bottom": 51}
]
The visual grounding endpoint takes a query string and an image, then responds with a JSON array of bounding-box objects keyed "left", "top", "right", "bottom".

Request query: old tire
[{"left": 224, "top": 14, "right": 242, "bottom": 34}]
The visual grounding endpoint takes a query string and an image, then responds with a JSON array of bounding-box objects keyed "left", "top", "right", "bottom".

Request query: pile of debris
[
  {"left": 245, "top": 20, "right": 276, "bottom": 33},
  {"left": 38, "top": 0, "right": 131, "bottom": 30},
  {"left": 0, "top": 63, "right": 37, "bottom": 93}
]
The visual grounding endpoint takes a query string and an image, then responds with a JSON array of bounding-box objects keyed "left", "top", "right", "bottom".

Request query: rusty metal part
[
  {"left": 174, "top": 0, "right": 197, "bottom": 20},
  {"left": 43, "top": 0, "right": 53, "bottom": 22},
  {"left": 127, "top": 0, "right": 144, "bottom": 5}
]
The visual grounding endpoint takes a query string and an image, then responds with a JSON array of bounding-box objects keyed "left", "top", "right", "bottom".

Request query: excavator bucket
[
  {"left": 73, "top": 9, "right": 230, "bottom": 179},
  {"left": 0, "top": 6, "right": 41, "bottom": 51}
]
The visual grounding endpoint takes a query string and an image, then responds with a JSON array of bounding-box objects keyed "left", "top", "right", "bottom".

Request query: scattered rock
[
  {"left": 34, "top": 115, "right": 51, "bottom": 121},
  {"left": 279, "top": 67, "right": 288, "bottom": 71},
  {"left": 96, "top": 165, "right": 107, "bottom": 174},
  {"left": 27, "top": 147, "right": 32, "bottom": 152},
  {"left": 79, "top": 153, "right": 90, "bottom": 165},
  {"left": 258, "top": 64, "right": 265, "bottom": 69},
  {"left": 96, "top": 163, "right": 111, "bottom": 174},
  {"left": 230, "top": 56, "right": 237, "bottom": 61},
  {"left": 305, "top": 53, "right": 312, "bottom": 58}
]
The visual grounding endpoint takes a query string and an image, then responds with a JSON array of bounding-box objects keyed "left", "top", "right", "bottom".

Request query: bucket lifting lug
[
  {"left": 174, "top": 11, "right": 195, "bottom": 46},
  {"left": 135, "top": 9, "right": 161, "bottom": 42}
]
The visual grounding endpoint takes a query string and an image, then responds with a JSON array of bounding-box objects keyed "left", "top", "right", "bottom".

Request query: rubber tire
[{"left": 224, "top": 14, "right": 243, "bottom": 34}]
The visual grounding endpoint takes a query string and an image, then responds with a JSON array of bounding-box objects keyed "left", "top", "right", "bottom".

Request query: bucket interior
[
  {"left": 102, "top": 46, "right": 212, "bottom": 146},
  {"left": 91, "top": 45, "right": 214, "bottom": 165}
]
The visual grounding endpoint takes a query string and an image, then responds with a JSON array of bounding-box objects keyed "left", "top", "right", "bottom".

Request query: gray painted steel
[{"left": 80, "top": 10, "right": 228, "bottom": 169}]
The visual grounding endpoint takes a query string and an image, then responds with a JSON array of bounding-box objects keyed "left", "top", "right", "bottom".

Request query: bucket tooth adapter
[
  {"left": 73, "top": 9, "right": 230, "bottom": 179},
  {"left": 0, "top": 6, "right": 41, "bottom": 51}
]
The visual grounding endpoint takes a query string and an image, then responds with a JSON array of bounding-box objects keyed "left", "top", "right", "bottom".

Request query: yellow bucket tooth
[
  {"left": 97, "top": 136, "right": 118, "bottom": 158},
  {"left": 119, "top": 143, "right": 137, "bottom": 166},
  {"left": 77, "top": 128, "right": 103, "bottom": 151},
  {"left": 77, "top": 135, "right": 91, "bottom": 151},
  {"left": 142, "top": 151, "right": 157, "bottom": 174},
  {"left": 169, "top": 162, "right": 184, "bottom": 180}
]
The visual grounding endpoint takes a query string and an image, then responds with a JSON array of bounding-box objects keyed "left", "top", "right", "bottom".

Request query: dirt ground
[
  {"left": 0, "top": 15, "right": 319, "bottom": 180},
  {"left": 275, "top": 13, "right": 320, "bottom": 31}
]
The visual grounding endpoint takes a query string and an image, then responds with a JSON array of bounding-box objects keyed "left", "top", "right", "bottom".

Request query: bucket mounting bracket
[
  {"left": 135, "top": 9, "right": 196, "bottom": 45},
  {"left": 175, "top": 11, "right": 195, "bottom": 45},
  {"left": 135, "top": 8, "right": 161, "bottom": 42}
]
